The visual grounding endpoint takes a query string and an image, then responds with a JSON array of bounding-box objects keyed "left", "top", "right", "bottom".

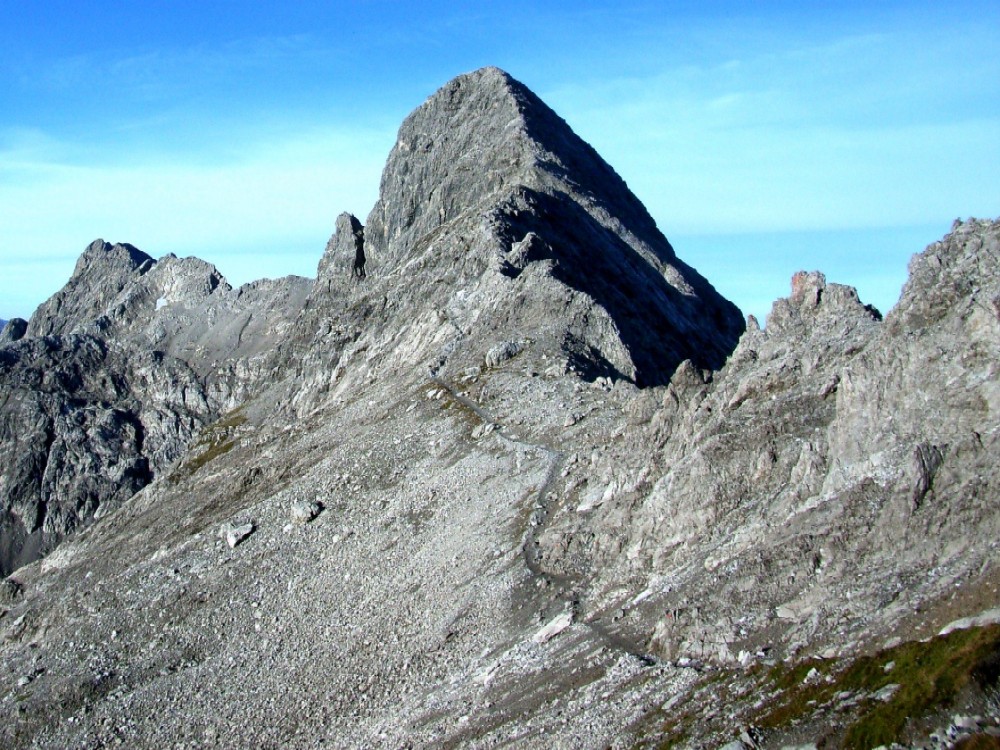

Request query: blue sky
[{"left": 1, "top": 1, "right": 997, "bottom": 323}]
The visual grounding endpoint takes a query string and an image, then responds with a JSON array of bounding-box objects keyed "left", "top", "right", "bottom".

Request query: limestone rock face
[
  {"left": 356, "top": 66, "right": 744, "bottom": 387},
  {"left": 0, "top": 318, "right": 26, "bottom": 344},
  {"left": 0, "top": 67, "right": 997, "bottom": 750},
  {"left": 534, "top": 218, "right": 1000, "bottom": 675},
  {"left": 26, "top": 240, "right": 155, "bottom": 338},
  {"left": 0, "top": 239, "right": 311, "bottom": 574},
  {"left": 317, "top": 212, "right": 365, "bottom": 286},
  {"left": 0, "top": 335, "right": 212, "bottom": 575}
]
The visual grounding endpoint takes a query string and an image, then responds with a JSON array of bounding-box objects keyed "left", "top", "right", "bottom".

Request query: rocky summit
[{"left": 0, "top": 68, "right": 998, "bottom": 749}]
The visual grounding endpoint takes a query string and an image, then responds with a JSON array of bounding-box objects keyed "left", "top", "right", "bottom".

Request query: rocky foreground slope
[
  {"left": 0, "top": 68, "right": 998, "bottom": 749},
  {"left": 0, "top": 239, "right": 311, "bottom": 575}
]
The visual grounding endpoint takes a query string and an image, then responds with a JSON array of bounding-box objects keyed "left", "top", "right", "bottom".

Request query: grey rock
[
  {"left": 0, "top": 576, "right": 22, "bottom": 605},
  {"left": 0, "top": 334, "right": 213, "bottom": 575},
  {"left": 0, "top": 318, "right": 26, "bottom": 345},
  {"left": 26, "top": 239, "right": 155, "bottom": 339},
  {"left": 952, "top": 715, "right": 982, "bottom": 731},
  {"left": 290, "top": 501, "right": 323, "bottom": 525},
  {"left": 317, "top": 212, "right": 366, "bottom": 286},
  {"left": 471, "top": 422, "right": 498, "bottom": 439},
  {"left": 0, "top": 69, "right": 997, "bottom": 750},
  {"left": 484, "top": 340, "right": 522, "bottom": 369},
  {"left": 873, "top": 683, "right": 900, "bottom": 702},
  {"left": 0, "top": 237, "right": 311, "bottom": 574},
  {"left": 532, "top": 611, "right": 573, "bottom": 643},
  {"left": 222, "top": 522, "right": 254, "bottom": 548},
  {"left": 361, "top": 66, "right": 744, "bottom": 387},
  {"left": 534, "top": 219, "right": 1000, "bottom": 680},
  {"left": 939, "top": 607, "right": 1000, "bottom": 635}
]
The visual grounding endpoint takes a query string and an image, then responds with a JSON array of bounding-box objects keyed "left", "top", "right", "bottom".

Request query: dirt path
[{"left": 430, "top": 375, "right": 651, "bottom": 660}]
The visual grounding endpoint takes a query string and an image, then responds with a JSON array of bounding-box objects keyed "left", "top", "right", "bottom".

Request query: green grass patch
[
  {"left": 177, "top": 407, "right": 248, "bottom": 477},
  {"left": 183, "top": 438, "right": 236, "bottom": 475},
  {"left": 841, "top": 625, "right": 1000, "bottom": 749},
  {"left": 756, "top": 624, "right": 1000, "bottom": 749},
  {"left": 757, "top": 658, "right": 835, "bottom": 729}
]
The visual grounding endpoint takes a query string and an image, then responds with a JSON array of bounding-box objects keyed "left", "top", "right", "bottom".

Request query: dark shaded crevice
[
  {"left": 33, "top": 419, "right": 57, "bottom": 533},
  {"left": 493, "top": 187, "right": 745, "bottom": 386}
]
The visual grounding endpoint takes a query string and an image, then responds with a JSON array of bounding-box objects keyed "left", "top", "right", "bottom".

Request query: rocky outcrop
[
  {"left": 0, "top": 318, "right": 27, "bottom": 345},
  {"left": 4, "top": 217, "right": 995, "bottom": 750},
  {"left": 316, "top": 212, "right": 365, "bottom": 287},
  {"left": 0, "top": 239, "right": 311, "bottom": 574},
  {"left": 25, "top": 240, "right": 155, "bottom": 338},
  {"left": 0, "top": 67, "right": 997, "bottom": 750},
  {"left": 0, "top": 65, "right": 745, "bottom": 590},
  {"left": 533, "top": 218, "right": 1000, "bottom": 676},
  {"left": 349, "top": 66, "right": 743, "bottom": 387},
  {"left": 278, "top": 67, "right": 744, "bottom": 419},
  {"left": 0, "top": 335, "right": 213, "bottom": 575}
]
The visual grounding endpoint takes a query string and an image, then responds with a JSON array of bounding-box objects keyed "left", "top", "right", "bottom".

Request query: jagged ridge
[{"left": 313, "top": 66, "right": 743, "bottom": 389}]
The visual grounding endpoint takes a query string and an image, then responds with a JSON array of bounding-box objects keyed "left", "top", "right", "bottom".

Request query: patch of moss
[
  {"left": 183, "top": 438, "right": 236, "bottom": 475},
  {"left": 755, "top": 624, "right": 1000, "bottom": 749},
  {"left": 755, "top": 658, "right": 835, "bottom": 729},
  {"left": 179, "top": 407, "right": 248, "bottom": 477},
  {"left": 841, "top": 625, "right": 1000, "bottom": 749}
]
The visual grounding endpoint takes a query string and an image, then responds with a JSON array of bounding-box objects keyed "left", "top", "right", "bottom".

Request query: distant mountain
[
  {"left": 0, "top": 240, "right": 310, "bottom": 574},
  {"left": 0, "top": 68, "right": 998, "bottom": 749}
]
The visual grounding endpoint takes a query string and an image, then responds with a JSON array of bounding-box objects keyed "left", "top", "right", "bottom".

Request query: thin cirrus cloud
[
  {"left": 0, "top": 2, "right": 997, "bottom": 322},
  {"left": 0, "top": 124, "right": 390, "bottom": 311},
  {"left": 542, "top": 25, "right": 999, "bottom": 235}
]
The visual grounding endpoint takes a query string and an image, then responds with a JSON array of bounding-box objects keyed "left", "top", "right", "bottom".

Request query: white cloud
[
  {"left": 540, "top": 28, "right": 1000, "bottom": 236},
  {"left": 0, "top": 125, "right": 392, "bottom": 316}
]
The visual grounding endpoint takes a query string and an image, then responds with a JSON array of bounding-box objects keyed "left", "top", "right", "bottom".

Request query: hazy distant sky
[{"left": 1, "top": 1, "right": 997, "bottom": 322}]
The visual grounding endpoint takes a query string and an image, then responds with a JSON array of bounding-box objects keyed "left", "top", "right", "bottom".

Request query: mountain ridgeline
[{"left": 0, "top": 68, "right": 998, "bottom": 748}]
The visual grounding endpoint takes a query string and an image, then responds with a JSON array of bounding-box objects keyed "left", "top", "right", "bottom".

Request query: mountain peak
[
  {"left": 75, "top": 239, "right": 154, "bottom": 277},
  {"left": 26, "top": 239, "right": 157, "bottom": 338},
  {"left": 350, "top": 69, "right": 744, "bottom": 385},
  {"left": 365, "top": 67, "right": 668, "bottom": 269}
]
